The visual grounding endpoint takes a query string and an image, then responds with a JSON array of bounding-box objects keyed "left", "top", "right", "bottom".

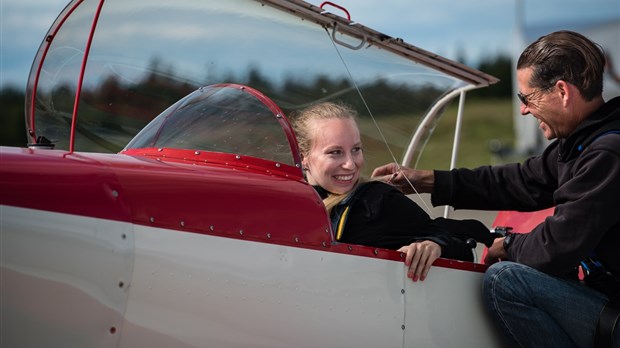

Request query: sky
[{"left": 1, "top": 0, "right": 619, "bottom": 90}]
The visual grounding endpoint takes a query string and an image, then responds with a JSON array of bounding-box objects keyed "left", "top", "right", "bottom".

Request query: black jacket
[
  {"left": 316, "top": 181, "right": 491, "bottom": 262},
  {"left": 432, "top": 96, "right": 620, "bottom": 278}
]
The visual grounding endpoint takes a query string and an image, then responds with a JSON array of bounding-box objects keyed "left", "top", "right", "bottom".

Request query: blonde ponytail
[{"left": 322, "top": 177, "right": 369, "bottom": 214}]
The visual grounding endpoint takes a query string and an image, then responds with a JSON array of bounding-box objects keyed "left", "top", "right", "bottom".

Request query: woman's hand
[{"left": 398, "top": 240, "right": 441, "bottom": 282}]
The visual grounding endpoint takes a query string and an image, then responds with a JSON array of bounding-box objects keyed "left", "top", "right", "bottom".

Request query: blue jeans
[{"left": 483, "top": 261, "right": 617, "bottom": 348}]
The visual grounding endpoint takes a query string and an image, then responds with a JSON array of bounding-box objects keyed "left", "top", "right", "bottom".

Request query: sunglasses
[{"left": 517, "top": 90, "right": 537, "bottom": 106}]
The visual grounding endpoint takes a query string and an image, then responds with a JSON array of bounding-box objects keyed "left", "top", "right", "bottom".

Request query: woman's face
[{"left": 302, "top": 117, "right": 364, "bottom": 194}]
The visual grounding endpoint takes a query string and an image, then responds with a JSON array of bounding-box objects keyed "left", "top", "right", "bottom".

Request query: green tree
[
  {"left": 470, "top": 54, "right": 513, "bottom": 99},
  {"left": 0, "top": 87, "right": 28, "bottom": 147}
]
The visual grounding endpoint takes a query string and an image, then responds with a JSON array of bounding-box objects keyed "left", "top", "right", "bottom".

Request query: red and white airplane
[{"left": 1, "top": 0, "right": 551, "bottom": 346}]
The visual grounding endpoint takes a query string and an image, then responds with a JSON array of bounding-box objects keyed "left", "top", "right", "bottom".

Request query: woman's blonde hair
[
  {"left": 291, "top": 102, "right": 362, "bottom": 213},
  {"left": 292, "top": 101, "right": 359, "bottom": 158}
]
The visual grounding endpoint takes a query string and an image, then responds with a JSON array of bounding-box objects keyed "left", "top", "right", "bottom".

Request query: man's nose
[{"left": 520, "top": 103, "right": 531, "bottom": 116}]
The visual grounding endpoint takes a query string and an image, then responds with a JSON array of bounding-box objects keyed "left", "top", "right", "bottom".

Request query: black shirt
[
  {"left": 433, "top": 96, "right": 620, "bottom": 277},
  {"left": 316, "top": 181, "right": 492, "bottom": 262}
]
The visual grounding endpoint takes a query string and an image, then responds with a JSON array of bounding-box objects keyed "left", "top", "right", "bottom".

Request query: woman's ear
[{"left": 301, "top": 155, "right": 309, "bottom": 171}]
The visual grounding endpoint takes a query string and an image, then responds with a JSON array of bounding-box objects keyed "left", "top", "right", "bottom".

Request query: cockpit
[
  {"left": 25, "top": 0, "right": 496, "bottom": 175},
  {"left": 123, "top": 84, "right": 302, "bottom": 174}
]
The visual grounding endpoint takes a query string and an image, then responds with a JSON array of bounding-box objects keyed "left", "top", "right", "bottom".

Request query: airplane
[{"left": 1, "top": 0, "right": 548, "bottom": 346}]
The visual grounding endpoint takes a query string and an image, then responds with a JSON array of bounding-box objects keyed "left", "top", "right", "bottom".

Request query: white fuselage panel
[{"left": 1, "top": 205, "right": 503, "bottom": 347}]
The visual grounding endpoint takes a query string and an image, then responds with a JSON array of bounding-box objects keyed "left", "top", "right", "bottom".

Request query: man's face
[{"left": 516, "top": 68, "right": 565, "bottom": 140}]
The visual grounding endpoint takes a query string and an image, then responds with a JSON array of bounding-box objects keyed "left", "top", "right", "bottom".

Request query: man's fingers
[{"left": 371, "top": 163, "right": 398, "bottom": 178}]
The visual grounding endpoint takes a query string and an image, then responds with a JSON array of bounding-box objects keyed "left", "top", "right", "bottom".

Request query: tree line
[{"left": 0, "top": 54, "right": 512, "bottom": 148}]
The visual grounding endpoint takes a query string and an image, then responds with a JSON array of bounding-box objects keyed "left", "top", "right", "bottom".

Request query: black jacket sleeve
[
  {"left": 339, "top": 182, "right": 489, "bottom": 262},
  {"left": 431, "top": 135, "right": 620, "bottom": 276},
  {"left": 432, "top": 144, "right": 558, "bottom": 212}
]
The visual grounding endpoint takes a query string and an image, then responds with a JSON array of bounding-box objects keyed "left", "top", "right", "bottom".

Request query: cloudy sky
[{"left": 1, "top": 0, "right": 618, "bottom": 89}]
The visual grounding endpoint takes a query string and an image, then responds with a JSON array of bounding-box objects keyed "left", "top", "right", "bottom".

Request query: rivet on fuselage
[
  {"left": 236, "top": 155, "right": 241, "bottom": 160},
  {"left": 374, "top": 249, "right": 379, "bottom": 255},
  {"left": 180, "top": 221, "right": 185, "bottom": 227},
  {"left": 295, "top": 237, "right": 300, "bottom": 243},
  {"left": 275, "top": 163, "right": 281, "bottom": 168},
  {"left": 112, "top": 190, "right": 119, "bottom": 198},
  {"left": 267, "top": 233, "right": 271, "bottom": 239},
  {"left": 210, "top": 225, "right": 215, "bottom": 231},
  {"left": 195, "top": 151, "right": 200, "bottom": 155},
  {"left": 158, "top": 148, "right": 163, "bottom": 152},
  {"left": 239, "top": 230, "right": 244, "bottom": 235},
  {"left": 150, "top": 217, "right": 155, "bottom": 223}
]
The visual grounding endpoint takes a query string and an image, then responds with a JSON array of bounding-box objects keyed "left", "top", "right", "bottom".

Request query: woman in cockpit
[{"left": 292, "top": 102, "right": 491, "bottom": 282}]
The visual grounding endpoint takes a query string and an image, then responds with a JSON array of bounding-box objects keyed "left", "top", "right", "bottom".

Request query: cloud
[
  {"left": 320, "top": 0, "right": 618, "bottom": 64},
  {"left": 1, "top": 0, "right": 618, "bottom": 88},
  {"left": 1, "top": 0, "right": 69, "bottom": 86}
]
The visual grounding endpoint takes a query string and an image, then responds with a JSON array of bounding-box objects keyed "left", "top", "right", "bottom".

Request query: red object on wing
[
  {"left": 481, "top": 208, "right": 555, "bottom": 264},
  {"left": 492, "top": 208, "right": 555, "bottom": 233}
]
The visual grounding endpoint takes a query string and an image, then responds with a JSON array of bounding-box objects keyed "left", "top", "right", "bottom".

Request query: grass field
[
  {"left": 359, "top": 97, "right": 522, "bottom": 175},
  {"left": 419, "top": 97, "right": 518, "bottom": 169},
  {"left": 357, "top": 97, "right": 525, "bottom": 228}
]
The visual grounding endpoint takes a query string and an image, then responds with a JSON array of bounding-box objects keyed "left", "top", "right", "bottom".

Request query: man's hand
[
  {"left": 371, "top": 162, "right": 400, "bottom": 178},
  {"left": 371, "top": 163, "right": 434, "bottom": 194},
  {"left": 398, "top": 240, "right": 441, "bottom": 282},
  {"left": 484, "top": 237, "right": 508, "bottom": 265}
]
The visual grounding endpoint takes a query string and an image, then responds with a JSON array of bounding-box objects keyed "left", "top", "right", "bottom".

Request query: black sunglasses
[{"left": 517, "top": 90, "right": 537, "bottom": 106}]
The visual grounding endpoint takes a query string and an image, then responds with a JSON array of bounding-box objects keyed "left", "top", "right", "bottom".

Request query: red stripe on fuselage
[{"left": 1, "top": 146, "right": 487, "bottom": 273}]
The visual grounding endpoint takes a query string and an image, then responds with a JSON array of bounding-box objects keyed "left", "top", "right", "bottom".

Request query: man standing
[{"left": 373, "top": 30, "right": 620, "bottom": 347}]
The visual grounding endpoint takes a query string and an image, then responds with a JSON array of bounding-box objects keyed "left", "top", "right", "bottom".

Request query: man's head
[{"left": 516, "top": 30, "right": 606, "bottom": 140}]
